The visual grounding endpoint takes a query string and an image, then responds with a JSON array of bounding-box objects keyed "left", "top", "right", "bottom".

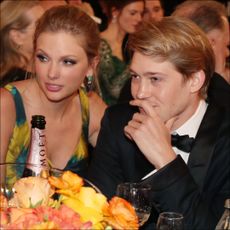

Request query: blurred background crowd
[{"left": 1, "top": 0, "right": 229, "bottom": 101}]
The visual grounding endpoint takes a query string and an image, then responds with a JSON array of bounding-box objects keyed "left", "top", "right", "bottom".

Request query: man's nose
[{"left": 136, "top": 81, "right": 151, "bottom": 99}]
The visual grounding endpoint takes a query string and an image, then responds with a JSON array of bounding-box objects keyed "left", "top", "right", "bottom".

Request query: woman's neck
[
  {"left": 101, "top": 22, "right": 126, "bottom": 44},
  {"left": 101, "top": 23, "right": 127, "bottom": 60},
  {"left": 30, "top": 79, "right": 80, "bottom": 121}
]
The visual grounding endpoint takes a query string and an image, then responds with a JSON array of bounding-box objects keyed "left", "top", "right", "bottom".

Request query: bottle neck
[{"left": 26, "top": 127, "right": 48, "bottom": 174}]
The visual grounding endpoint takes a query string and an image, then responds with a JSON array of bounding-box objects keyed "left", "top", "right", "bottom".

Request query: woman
[
  {"left": 0, "top": 6, "right": 106, "bottom": 180},
  {"left": 98, "top": 0, "right": 144, "bottom": 105},
  {"left": 0, "top": 1, "right": 44, "bottom": 87}
]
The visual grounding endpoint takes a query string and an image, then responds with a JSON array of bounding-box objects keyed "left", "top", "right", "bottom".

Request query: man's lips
[
  {"left": 139, "top": 105, "right": 157, "bottom": 115},
  {"left": 139, "top": 107, "right": 146, "bottom": 115}
]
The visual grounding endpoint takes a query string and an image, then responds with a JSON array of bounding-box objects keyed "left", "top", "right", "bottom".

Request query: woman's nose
[
  {"left": 48, "top": 62, "right": 59, "bottom": 80},
  {"left": 136, "top": 13, "right": 143, "bottom": 23}
]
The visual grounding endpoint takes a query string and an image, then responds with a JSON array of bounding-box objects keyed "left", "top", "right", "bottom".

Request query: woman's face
[
  {"left": 117, "top": 1, "right": 144, "bottom": 34},
  {"left": 35, "top": 31, "right": 93, "bottom": 102},
  {"left": 19, "top": 5, "right": 44, "bottom": 59}
]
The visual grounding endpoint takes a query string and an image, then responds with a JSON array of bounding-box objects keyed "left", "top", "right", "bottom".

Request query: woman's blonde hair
[
  {"left": 33, "top": 5, "right": 100, "bottom": 62},
  {"left": 0, "top": 0, "right": 40, "bottom": 79},
  {"left": 33, "top": 5, "right": 101, "bottom": 93},
  {"left": 128, "top": 16, "right": 215, "bottom": 97}
]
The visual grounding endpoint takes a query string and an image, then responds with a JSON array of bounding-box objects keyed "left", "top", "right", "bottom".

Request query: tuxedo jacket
[
  {"left": 207, "top": 72, "right": 230, "bottom": 108},
  {"left": 88, "top": 102, "right": 230, "bottom": 229}
]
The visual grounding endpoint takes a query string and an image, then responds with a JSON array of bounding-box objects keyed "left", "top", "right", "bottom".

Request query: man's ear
[
  {"left": 9, "top": 29, "right": 24, "bottom": 46},
  {"left": 190, "top": 70, "right": 206, "bottom": 93},
  {"left": 206, "top": 29, "right": 218, "bottom": 48}
]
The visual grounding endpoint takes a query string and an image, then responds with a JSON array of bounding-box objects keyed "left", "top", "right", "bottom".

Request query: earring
[
  {"left": 112, "top": 15, "right": 117, "bottom": 23},
  {"left": 84, "top": 75, "right": 93, "bottom": 92}
]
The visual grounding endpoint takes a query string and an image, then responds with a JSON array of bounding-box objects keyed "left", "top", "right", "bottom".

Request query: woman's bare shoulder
[
  {"left": 0, "top": 87, "right": 17, "bottom": 159},
  {"left": 88, "top": 91, "right": 107, "bottom": 112},
  {"left": 0, "top": 87, "right": 16, "bottom": 115},
  {"left": 88, "top": 92, "right": 107, "bottom": 145},
  {"left": 0, "top": 79, "right": 35, "bottom": 122}
]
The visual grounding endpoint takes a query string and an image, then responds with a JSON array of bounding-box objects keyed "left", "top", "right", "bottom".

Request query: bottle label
[{"left": 27, "top": 128, "right": 48, "bottom": 174}]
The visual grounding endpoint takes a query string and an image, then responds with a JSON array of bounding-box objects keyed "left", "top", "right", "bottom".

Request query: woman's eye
[
  {"left": 63, "top": 59, "right": 76, "bottom": 65},
  {"left": 36, "top": 54, "right": 48, "bottom": 62},
  {"left": 130, "top": 11, "right": 137, "bottom": 16}
]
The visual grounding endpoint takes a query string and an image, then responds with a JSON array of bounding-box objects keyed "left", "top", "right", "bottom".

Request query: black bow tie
[{"left": 171, "top": 134, "right": 195, "bottom": 153}]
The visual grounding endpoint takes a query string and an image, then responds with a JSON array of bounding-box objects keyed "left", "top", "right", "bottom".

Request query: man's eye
[
  {"left": 150, "top": 77, "right": 160, "bottom": 83},
  {"left": 63, "top": 59, "right": 76, "bottom": 65},
  {"left": 36, "top": 54, "right": 48, "bottom": 62},
  {"left": 131, "top": 74, "right": 140, "bottom": 80}
]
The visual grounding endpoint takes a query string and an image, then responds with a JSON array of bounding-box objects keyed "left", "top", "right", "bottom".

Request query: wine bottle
[{"left": 23, "top": 115, "right": 49, "bottom": 178}]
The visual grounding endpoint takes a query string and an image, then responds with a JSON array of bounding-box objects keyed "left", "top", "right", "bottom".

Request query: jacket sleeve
[
  {"left": 87, "top": 108, "right": 124, "bottom": 198},
  {"left": 140, "top": 151, "right": 230, "bottom": 230}
]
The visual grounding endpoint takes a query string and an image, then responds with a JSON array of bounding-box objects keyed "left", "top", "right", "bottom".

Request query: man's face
[
  {"left": 208, "top": 16, "right": 230, "bottom": 77},
  {"left": 130, "top": 52, "right": 201, "bottom": 125},
  {"left": 143, "top": 0, "right": 164, "bottom": 22}
]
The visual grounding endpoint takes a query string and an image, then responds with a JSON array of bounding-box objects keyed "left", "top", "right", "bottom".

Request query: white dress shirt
[{"left": 142, "top": 100, "right": 208, "bottom": 180}]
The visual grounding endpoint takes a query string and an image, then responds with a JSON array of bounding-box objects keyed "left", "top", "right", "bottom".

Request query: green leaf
[{"left": 29, "top": 197, "right": 43, "bottom": 208}]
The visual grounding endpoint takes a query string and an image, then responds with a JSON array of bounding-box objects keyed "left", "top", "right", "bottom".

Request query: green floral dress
[
  {"left": 98, "top": 39, "right": 130, "bottom": 105},
  {"left": 4, "top": 84, "right": 90, "bottom": 185}
]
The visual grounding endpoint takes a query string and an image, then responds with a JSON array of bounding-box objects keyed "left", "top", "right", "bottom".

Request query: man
[
  {"left": 87, "top": 17, "right": 230, "bottom": 229},
  {"left": 143, "top": 0, "right": 164, "bottom": 22},
  {"left": 172, "top": 0, "right": 230, "bottom": 108}
]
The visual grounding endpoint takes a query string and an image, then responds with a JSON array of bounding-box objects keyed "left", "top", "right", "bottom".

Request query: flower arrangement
[{"left": 0, "top": 171, "right": 139, "bottom": 229}]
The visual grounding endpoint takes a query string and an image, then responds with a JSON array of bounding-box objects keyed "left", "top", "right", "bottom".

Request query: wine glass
[
  {"left": 156, "top": 212, "right": 184, "bottom": 230},
  {"left": 116, "top": 182, "right": 152, "bottom": 226}
]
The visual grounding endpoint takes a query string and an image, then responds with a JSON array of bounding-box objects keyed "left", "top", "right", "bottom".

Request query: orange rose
[{"left": 103, "top": 196, "right": 139, "bottom": 230}]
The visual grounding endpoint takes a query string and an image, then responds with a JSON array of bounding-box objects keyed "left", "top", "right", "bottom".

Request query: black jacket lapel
[{"left": 188, "top": 104, "right": 223, "bottom": 189}]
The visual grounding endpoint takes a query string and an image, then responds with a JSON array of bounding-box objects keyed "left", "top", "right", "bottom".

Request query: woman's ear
[
  {"left": 111, "top": 7, "right": 119, "bottom": 22},
  {"left": 9, "top": 29, "right": 25, "bottom": 47},
  {"left": 87, "top": 56, "right": 100, "bottom": 76},
  {"left": 190, "top": 70, "right": 206, "bottom": 93}
]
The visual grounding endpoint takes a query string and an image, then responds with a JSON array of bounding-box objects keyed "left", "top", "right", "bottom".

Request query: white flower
[{"left": 10, "top": 177, "right": 54, "bottom": 208}]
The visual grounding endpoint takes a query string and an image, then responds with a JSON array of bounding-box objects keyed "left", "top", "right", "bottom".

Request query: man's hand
[{"left": 124, "top": 100, "right": 177, "bottom": 169}]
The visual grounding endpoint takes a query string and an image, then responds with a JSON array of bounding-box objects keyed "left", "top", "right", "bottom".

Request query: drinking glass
[
  {"left": 116, "top": 182, "right": 152, "bottom": 226},
  {"left": 156, "top": 212, "right": 184, "bottom": 230}
]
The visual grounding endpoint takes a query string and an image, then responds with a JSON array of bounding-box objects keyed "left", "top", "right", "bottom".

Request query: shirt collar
[{"left": 173, "top": 100, "right": 208, "bottom": 138}]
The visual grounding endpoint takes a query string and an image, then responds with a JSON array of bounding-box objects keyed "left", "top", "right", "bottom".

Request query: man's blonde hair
[{"left": 128, "top": 16, "right": 215, "bottom": 97}]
